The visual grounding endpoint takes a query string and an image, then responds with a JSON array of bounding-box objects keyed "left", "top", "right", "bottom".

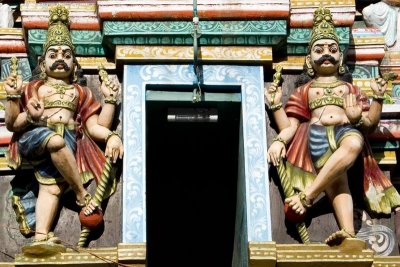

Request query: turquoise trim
[{"left": 104, "top": 20, "right": 286, "bottom": 46}]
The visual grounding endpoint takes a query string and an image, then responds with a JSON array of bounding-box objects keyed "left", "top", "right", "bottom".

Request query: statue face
[
  {"left": 308, "top": 39, "right": 342, "bottom": 76},
  {"left": 43, "top": 45, "right": 75, "bottom": 80}
]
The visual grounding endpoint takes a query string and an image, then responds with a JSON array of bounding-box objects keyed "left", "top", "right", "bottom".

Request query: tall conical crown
[
  {"left": 309, "top": 6, "right": 339, "bottom": 50},
  {"left": 43, "top": 4, "right": 75, "bottom": 53}
]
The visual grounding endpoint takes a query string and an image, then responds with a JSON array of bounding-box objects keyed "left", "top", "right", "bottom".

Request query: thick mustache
[
  {"left": 49, "top": 60, "right": 70, "bottom": 71},
  {"left": 314, "top": 54, "right": 338, "bottom": 65}
]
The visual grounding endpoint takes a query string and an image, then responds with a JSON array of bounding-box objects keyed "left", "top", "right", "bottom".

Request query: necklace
[
  {"left": 45, "top": 82, "right": 75, "bottom": 99},
  {"left": 310, "top": 80, "right": 344, "bottom": 96}
]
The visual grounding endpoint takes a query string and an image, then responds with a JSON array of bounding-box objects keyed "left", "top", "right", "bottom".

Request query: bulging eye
[
  {"left": 330, "top": 47, "right": 338, "bottom": 53},
  {"left": 314, "top": 47, "right": 323, "bottom": 54},
  {"left": 49, "top": 54, "right": 56, "bottom": 59}
]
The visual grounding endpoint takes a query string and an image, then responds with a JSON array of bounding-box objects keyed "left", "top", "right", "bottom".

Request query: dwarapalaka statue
[
  {"left": 265, "top": 6, "right": 400, "bottom": 245},
  {"left": 4, "top": 5, "right": 123, "bottom": 254}
]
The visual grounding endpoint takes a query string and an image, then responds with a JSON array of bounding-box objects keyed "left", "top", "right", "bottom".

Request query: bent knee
[
  {"left": 40, "top": 183, "right": 65, "bottom": 197},
  {"left": 340, "top": 135, "right": 363, "bottom": 154},
  {"left": 46, "top": 135, "right": 65, "bottom": 152}
]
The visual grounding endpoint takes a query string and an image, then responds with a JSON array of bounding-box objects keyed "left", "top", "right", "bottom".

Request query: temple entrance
[{"left": 146, "top": 96, "right": 240, "bottom": 267}]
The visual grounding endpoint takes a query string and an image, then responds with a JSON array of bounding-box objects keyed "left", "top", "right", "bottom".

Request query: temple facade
[{"left": 0, "top": 0, "right": 400, "bottom": 266}]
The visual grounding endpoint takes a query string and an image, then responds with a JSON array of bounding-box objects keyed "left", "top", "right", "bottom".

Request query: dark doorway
[{"left": 146, "top": 99, "right": 240, "bottom": 267}]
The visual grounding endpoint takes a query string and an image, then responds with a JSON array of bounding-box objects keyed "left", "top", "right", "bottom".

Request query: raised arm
[
  {"left": 265, "top": 82, "right": 291, "bottom": 131},
  {"left": 4, "top": 74, "right": 32, "bottom": 132},
  {"left": 97, "top": 70, "right": 120, "bottom": 128},
  {"left": 361, "top": 77, "right": 387, "bottom": 131}
]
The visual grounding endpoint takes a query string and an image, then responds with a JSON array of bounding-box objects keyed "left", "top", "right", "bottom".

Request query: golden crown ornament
[
  {"left": 308, "top": 6, "right": 339, "bottom": 51},
  {"left": 43, "top": 4, "right": 75, "bottom": 53}
]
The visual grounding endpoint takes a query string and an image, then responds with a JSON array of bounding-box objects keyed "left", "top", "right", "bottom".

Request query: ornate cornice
[
  {"left": 373, "top": 256, "right": 400, "bottom": 266},
  {"left": 117, "top": 243, "right": 146, "bottom": 264},
  {"left": 116, "top": 46, "right": 273, "bottom": 63},
  {"left": 75, "top": 57, "right": 116, "bottom": 70},
  {"left": 28, "top": 29, "right": 105, "bottom": 56},
  {"left": 103, "top": 20, "right": 287, "bottom": 46},
  {"left": 4, "top": 242, "right": 400, "bottom": 266},
  {"left": 0, "top": 28, "right": 23, "bottom": 36},
  {"left": 15, "top": 247, "right": 118, "bottom": 265},
  {"left": 249, "top": 242, "right": 276, "bottom": 267}
]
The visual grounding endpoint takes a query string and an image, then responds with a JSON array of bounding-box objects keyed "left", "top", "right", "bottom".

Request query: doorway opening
[{"left": 146, "top": 99, "right": 240, "bottom": 267}]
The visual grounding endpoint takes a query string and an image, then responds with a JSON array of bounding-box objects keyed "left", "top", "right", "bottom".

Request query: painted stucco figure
[
  {"left": 363, "top": 0, "right": 400, "bottom": 49},
  {"left": 4, "top": 5, "right": 123, "bottom": 255},
  {"left": 265, "top": 6, "right": 400, "bottom": 245}
]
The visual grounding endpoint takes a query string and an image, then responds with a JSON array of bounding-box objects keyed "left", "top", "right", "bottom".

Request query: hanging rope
[{"left": 192, "top": 0, "right": 202, "bottom": 102}]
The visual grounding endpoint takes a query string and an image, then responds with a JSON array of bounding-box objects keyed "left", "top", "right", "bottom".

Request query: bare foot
[{"left": 325, "top": 229, "right": 355, "bottom": 246}]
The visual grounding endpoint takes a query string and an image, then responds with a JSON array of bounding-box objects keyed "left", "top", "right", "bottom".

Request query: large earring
[
  {"left": 306, "top": 56, "right": 314, "bottom": 77},
  {"left": 338, "top": 64, "right": 345, "bottom": 75},
  {"left": 72, "top": 73, "right": 78, "bottom": 83},
  {"left": 39, "top": 63, "right": 47, "bottom": 80},
  {"left": 39, "top": 69, "right": 47, "bottom": 80},
  {"left": 307, "top": 66, "right": 315, "bottom": 77},
  {"left": 338, "top": 54, "right": 345, "bottom": 75}
]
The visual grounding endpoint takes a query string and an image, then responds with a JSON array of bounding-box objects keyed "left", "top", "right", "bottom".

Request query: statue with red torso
[
  {"left": 4, "top": 5, "right": 123, "bottom": 255},
  {"left": 266, "top": 6, "right": 400, "bottom": 245}
]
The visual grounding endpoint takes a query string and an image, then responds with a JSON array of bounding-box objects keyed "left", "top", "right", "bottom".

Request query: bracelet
[
  {"left": 6, "top": 94, "right": 21, "bottom": 101},
  {"left": 354, "top": 117, "right": 364, "bottom": 127},
  {"left": 372, "top": 94, "right": 385, "bottom": 101},
  {"left": 272, "top": 136, "right": 286, "bottom": 146},
  {"left": 104, "top": 96, "right": 117, "bottom": 105},
  {"left": 105, "top": 131, "right": 121, "bottom": 143},
  {"left": 269, "top": 102, "right": 283, "bottom": 112}
]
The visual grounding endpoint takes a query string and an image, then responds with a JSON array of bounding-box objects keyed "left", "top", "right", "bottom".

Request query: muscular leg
[
  {"left": 286, "top": 135, "right": 363, "bottom": 214},
  {"left": 35, "top": 183, "right": 66, "bottom": 240},
  {"left": 46, "top": 135, "right": 96, "bottom": 213},
  {"left": 324, "top": 174, "right": 355, "bottom": 244},
  {"left": 307, "top": 135, "right": 363, "bottom": 199}
]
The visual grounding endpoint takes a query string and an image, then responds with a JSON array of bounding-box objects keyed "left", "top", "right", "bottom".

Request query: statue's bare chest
[{"left": 308, "top": 83, "right": 349, "bottom": 101}]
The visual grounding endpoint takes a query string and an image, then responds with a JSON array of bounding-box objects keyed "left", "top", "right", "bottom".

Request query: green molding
[
  {"left": 348, "top": 65, "right": 379, "bottom": 79},
  {"left": 287, "top": 27, "right": 350, "bottom": 45},
  {"left": 107, "top": 35, "right": 284, "bottom": 46},
  {"left": 103, "top": 20, "right": 286, "bottom": 46},
  {"left": 28, "top": 29, "right": 105, "bottom": 56}
]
